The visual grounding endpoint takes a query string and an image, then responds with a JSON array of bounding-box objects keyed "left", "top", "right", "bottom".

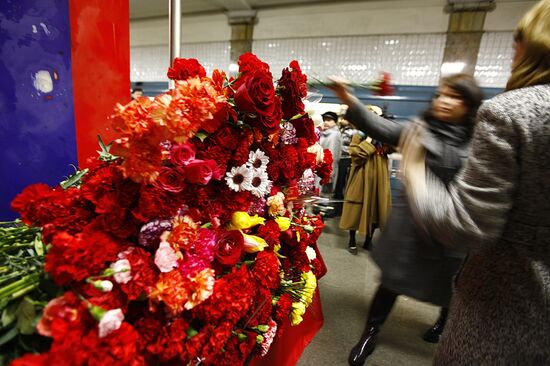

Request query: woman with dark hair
[
  {"left": 330, "top": 73, "right": 483, "bottom": 366},
  {"left": 400, "top": 1, "right": 550, "bottom": 363}
]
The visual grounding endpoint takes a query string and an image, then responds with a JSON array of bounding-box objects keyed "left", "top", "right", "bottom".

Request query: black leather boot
[
  {"left": 348, "top": 286, "right": 397, "bottom": 366},
  {"left": 348, "top": 324, "right": 379, "bottom": 366},
  {"left": 422, "top": 307, "right": 448, "bottom": 343}
]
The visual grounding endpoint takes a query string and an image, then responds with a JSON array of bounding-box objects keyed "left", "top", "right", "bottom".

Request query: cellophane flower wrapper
[{"left": 9, "top": 53, "right": 331, "bottom": 366}]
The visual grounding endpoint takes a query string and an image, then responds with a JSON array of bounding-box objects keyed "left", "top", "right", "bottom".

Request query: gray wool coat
[
  {"left": 345, "top": 103, "right": 469, "bottom": 306},
  {"left": 409, "top": 84, "right": 550, "bottom": 364}
]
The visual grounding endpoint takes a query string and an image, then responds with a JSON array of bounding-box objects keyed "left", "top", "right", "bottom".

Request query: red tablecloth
[
  {"left": 249, "top": 242, "right": 327, "bottom": 366},
  {"left": 249, "top": 289, "right": 324, "bottom": 366}
]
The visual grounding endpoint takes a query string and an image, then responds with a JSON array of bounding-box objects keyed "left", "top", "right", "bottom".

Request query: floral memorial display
[{"left": 5, "top": 53, "right": 332, "bottom": 366}]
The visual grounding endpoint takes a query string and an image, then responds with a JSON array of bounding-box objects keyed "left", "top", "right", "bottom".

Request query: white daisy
[
  {"left": 225, "top": 165, "right": 252, "bottom": 192},
  {"left": 247, "top": 149, "right": 269, "bottom": 171},
  {"left": 248, "top": 169, "right": 272, "bottom": 198}
]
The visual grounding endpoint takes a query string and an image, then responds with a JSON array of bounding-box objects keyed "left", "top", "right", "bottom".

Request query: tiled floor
[{"left": 298, "top": 216, "right": 439, "bottom": 366}]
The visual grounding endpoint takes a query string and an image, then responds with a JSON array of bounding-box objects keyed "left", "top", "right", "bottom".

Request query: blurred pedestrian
[
  {"left": 319, "top": 111, "right": 342, "bottom": 195},
  {"left": 333, "top": 118, "right": 365, "bottom": 215},
  {"left": 400, "top": 1, "right": 550, "bottom": 364},
  {"left": 330, "top": 73, "right": 483, "bottom": 366}
]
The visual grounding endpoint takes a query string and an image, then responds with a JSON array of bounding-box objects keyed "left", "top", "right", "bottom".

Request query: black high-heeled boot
[
  {"left": 362, "top": 235, "right": 372, "bottom": 251},
  {"left": 348, "top": 286, "right": 397, "bottom": 366},
  {"left": 422, "top": 307, "right": 448, "bottom": 343},
  {"left": 348, "top": 230, "right": 358, "bottom": 255}
]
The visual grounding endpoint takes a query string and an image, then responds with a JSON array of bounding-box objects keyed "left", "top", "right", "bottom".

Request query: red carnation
[
  {"left": 278, "top": 60, "right": 307, "bottom": 119},
  {"left": 167, "top": 58, "right": 206, "bottom": 81},
  {"left": 10, "top": 183, "right": 53, "bottom": 225},
  {"left": 237, "top": 52, "right": 271, "bottom": 79},
  {"left": 291, "top": 114, "right": 318, "bottom": 146},
  {"left": 252, "top": 251, "right": 280, "bottom": 290},
  {"left": 45, "top": 229, "right": 124, "bottom": 286}
]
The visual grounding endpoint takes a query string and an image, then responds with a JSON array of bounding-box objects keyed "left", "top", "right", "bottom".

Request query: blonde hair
[{"left": 506, "top": 0, "right": 550, "bottom": 90}]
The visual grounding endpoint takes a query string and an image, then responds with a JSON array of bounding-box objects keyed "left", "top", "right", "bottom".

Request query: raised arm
[
  {"left": 345, "top": 100, "right": 404, "bottom": 145},
  {"left": 401, "top": 102, "right": 520, "bottom": 250},
  {"left": 329, "top": 77, "right": 403, "bottom": 145}
]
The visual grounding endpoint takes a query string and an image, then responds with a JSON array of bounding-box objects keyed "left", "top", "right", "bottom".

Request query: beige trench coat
[{"left": 339, "top": 135, "right": 391, "bottom": 236}]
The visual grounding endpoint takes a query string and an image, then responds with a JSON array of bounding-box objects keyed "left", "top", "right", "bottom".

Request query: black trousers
[{"left": 334, "top": 157, "right": 351, "bottom": 200}]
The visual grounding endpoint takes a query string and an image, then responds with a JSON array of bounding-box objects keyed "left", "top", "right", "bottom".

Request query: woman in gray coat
[
  {"left": 330, "top": 74, "right": 483, "bottom": 366},
  {"left": 400, "top": 1, "right": 550, "bottom": 364}
]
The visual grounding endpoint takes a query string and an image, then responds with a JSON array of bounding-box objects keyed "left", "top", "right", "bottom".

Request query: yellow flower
[
  {"left": 301, "top": 271, "right": 317, "bottom": 306},
  {"left": 242, "top": 232, "right": 268, "bottom": 253},
  {"left": 291, "top": 301, "right": 306, "bottom": 326},
  {"left": 274, "top": 217, "right": 291, "bottom": 231},
  {"left": 228, "top": 211, "right": 265, "bottom": 230}
]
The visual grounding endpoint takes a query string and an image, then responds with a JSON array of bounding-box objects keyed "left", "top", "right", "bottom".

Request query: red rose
[
  {"left": 234, "top": 71, "right": 282, "bottom": 133},
  {"left": 170, "top": 143, "right": 195, "bottom": 166},
  {"left": 184, "top": 159, "right": 220, "bottom": 185},
  {"left": 153, "top": 167, "right": 186, "bottom": 193},
  {"left": 167, "top": 58, "right": 206, "bottom": 81},
  {"left": 215, "top": 230, "right": 244, "bottom": 266},
  {"left": 234, "top": 71, "right": 277, "bottom": 117}
]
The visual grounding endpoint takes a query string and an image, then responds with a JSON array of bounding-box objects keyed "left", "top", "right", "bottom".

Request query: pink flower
[
  {"left": 261, "top": 319, "right": 278, "bottom": 356},
  {"left": 170, "top": 143, "right": 196, "bottom": 166},
  {"left": 154, "top": 240, "right": 179, "bottom": 272},
  {"left": 185, "top": 159, "right": 220, "bottom": 185},
  {"left": 98, "top": 308, "right": 124, "bottom": 338},
  {"left": 180, "top": 228, "right": 217, "bottom": 277},
  {"left": 110, "top": 259, "right": 132, "bottom": 284},
  {"left": 36, "top": 296, "right": 78, "bottom": 337}
]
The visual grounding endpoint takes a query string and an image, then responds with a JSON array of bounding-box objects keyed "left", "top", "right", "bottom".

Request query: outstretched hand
[{"left": 327, "top": 76, "right": 357, "bottom": 106}]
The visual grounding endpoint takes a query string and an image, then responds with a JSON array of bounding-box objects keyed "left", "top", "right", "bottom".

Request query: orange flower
[
  {"left": 149, "top": 270, "right": 189, "bottom": 315},
  {"left": 169, "top": 215, "right": 199, "bottom": 251},
  {"left": 184, "top": 268, "right": 215, "bottom": 310},
  {"left": 164, "top": 77, "right": 227, "bottom": 142}
]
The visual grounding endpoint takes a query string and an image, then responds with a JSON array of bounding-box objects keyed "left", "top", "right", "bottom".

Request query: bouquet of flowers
[{"left": 7, "top": 53, "right": 332, "bottom": 366}]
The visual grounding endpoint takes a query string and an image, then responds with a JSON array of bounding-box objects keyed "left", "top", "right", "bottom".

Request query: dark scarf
[{"left": 422, "top": 117, "right": 471, "bottom": 185}]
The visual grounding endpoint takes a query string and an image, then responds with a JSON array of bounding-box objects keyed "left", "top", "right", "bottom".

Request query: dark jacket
[
  {"left": 410, "top": 84, "right": 550, "bottom": 364},
  {"left": 345, "top": 102, "right": 469, "bottom": 306}
]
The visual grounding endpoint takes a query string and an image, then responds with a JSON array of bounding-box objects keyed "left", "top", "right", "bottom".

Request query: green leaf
[
  {"left": 96, "top": 135, "right": 119, "bottom": 162},
  {"left": 16, "top": 298, "right": 36, "bottom": 335},
  {"left": 0, "top": 327, "right": 18, "bottom": 346},
  {"left": 186, "top": 327, "right": 198, "bottom": 339},
  {"left": 288, "top": 113, "right": 305, "bottom": 121},
  {"left": 60, "top": 168, "right": 89, "bottom": 189},
  {"left": 33, "top": 234, "right": 44, "bottom": 256},
  {"left": 1, "top": 301, "right": 19, "bottom": 328},
  {"left": 200, "top": 222, "right": 212, "bottom": 229},
  {"left": 195, "top": 131, "right": 209, "bottom": 142}
]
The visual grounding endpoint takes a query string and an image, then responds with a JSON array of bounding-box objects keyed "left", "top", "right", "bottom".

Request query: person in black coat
[{"left": 330, "top": 73, "right": 483, "bottom": 366}]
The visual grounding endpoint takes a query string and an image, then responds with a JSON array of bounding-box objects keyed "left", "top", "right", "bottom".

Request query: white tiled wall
[
  {"left": 130, "top": 42, "right": 230, "bottom": 82},
  {"left": 253, "top": 34, "right": 446, "bottom": 86},
  {"left": 474, "top": 32, "right": 514, "bottom": 88},
  {"left": 130, "top": 33, "right": 514, "bottom": 87}
]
